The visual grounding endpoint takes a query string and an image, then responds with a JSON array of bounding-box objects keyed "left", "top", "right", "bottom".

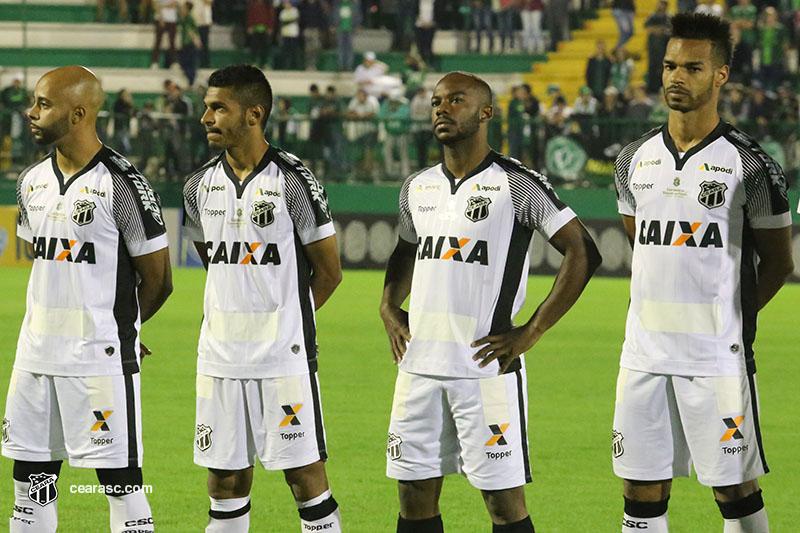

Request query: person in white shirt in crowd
[
  {"left": 354, "top": 51, "right": 403, "bottom": 98},
  {"left": 152, "top": 0, "right": 179, "bottom": 69},
  {"left": 346, "top": 88, "right": 381, "bottom": 180}
]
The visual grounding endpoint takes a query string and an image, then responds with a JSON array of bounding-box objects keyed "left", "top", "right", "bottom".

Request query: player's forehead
[
  {"left": 204, "top": 86, "right": 238, "bottom": 106},
  {"left": 664, "top": 38, "right": 714, "bottom": 64},
  {"left": 32, "top": 76, "right": 59, "bottom": 103},
  {"left": 433, "top": 75, "right": 478, "bottom": 99}
]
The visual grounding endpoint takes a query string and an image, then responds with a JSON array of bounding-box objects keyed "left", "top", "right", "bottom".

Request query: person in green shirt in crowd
[
  {"left": 1, "top": 74, "right": 29, "bottom": 158},
  {"left": 506, "top": 83, "right": 540, "bottom": 168},
  {"left": 178, "top": 1, "right": 201, "bottom": 86},
  {"left": 332, "top": 0, "right": 361, "bottom": 71},
  {"left": 758, "top": 6, "right": 789, "bottom": 90},
  {"left": 730, "top": 0, "right": 757, "bottom": 83},
  {"left": 378, "top": 92, "right": 411, "bottom": 178},
  {"left": 402, "top": 53, "right": 427, "bottom": 99}
]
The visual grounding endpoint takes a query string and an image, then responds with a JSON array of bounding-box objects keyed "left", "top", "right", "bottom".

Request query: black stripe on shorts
[{"left": 514, "top": 369, "right": 532, "bottom": 483}]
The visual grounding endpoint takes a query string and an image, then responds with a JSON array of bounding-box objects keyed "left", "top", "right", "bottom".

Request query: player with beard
[
  {"left": 4, "top": 66, "right": 172, "bottom": 532},
  {"left": 380, "top": 71, "right": 602, "bottom": 532},
  {"left": 612, "top": 13, "right": 793, "bottom": 533}
]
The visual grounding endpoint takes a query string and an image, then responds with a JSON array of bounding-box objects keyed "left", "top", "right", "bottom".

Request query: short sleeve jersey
[
  {"left": 182, "top": 146, "right": 335, "bottom": 379},
  {"left": 398, "top": 151, "right": 576, "bottom": 378},
  {"left": 615, "top": 121, "right": 791, "bottom": 377},
  {"left": 15, "top": 146, "right": 168, "bottom": 376}
]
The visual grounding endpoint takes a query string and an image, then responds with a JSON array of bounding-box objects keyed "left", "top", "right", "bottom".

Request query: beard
[
  {"left": 435, "top": 112, "right": 482, "bottom": 146},
  {"left": 32, "top": 113, "right": 70, "bottom": 146},
  {"left": 664, "top": 79, "right": 714, "bottom": 113}
]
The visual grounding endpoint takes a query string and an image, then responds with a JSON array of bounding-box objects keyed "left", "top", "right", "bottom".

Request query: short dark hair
[
  {"left": 669, "top": 12, "right": 733, "bottom": 67},
  {"left": 440, "top": 71, "right": 493, "bottom": 107},
  {"left": 208, "top": 64, "right": 273, "bottom": 127}
]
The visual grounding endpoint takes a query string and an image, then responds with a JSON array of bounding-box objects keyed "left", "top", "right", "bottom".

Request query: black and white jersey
[
  {"left": 615, "top": 121, "right": 791, "bottom": 377},
  {"left": 398, "top": 151, "right": 576, "bottom": 378},
  {"left": 15, "top": 146, "right": 168, "bottom": 376},
  {"left": 182, "top": 146, "right": 335, "bottom": 379}
]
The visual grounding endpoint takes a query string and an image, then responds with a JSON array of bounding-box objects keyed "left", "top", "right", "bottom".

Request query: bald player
[
  {"left": 380, "top": 71, "right": 601, "bottom": 532},
  {"left": 3, "top": 66, "right": 172, "bottom": 532}
]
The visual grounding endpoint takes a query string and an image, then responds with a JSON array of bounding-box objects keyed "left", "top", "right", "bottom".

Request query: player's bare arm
[
  {"left": 132, "top": 247, "right": 173, "bottom": 323},
  {"left": 471, "top": 218, "right": 602, "bottom": 373},
  {"left": 621, "top": 214, "right": 636, "bottom": 248},
  {"left": 380, "top": 238, "right": 416, "bottom": 364},
  {"left": 304, "top": 234, "right": 342, "bottom": 310},
  {"left": 752, "top": 226, "right": 794, "bottom": 310}
]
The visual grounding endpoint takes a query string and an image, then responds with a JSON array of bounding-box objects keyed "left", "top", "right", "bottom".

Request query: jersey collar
[
  {"left": 221, "top": 144, "right": 275, "bottom": 199},
  {"left": 441, "top": 150, "right": 497, "bottom": 194},
  {"left": 50, "top": 145, "right": 106, "bottom": 196},
  {"left": 661, "top": 120, "right": 730, "bottom": 171}
]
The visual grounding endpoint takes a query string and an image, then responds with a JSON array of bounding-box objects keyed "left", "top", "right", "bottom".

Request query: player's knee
[
  {"left": 623, "top": 479, "right": 671, "bottom": 502},
  {"left": 482, "top": 488, "right": 528, "bottom": 524},
  {"left": 13, "top": 460, "right": 62, "bottom": 482},
  {"left": 208, "top": 468, "right": 251, "bottom": 498},
  {"left": 95, "top": 466, "right": 143, "bottom": 497},
  {"left": 398, "top": 479, "right": 441, "bottom": 518},
  {"left": 713, "top": 479, "right": 760, "bottom": 503},
  {"left": 716, "top": 489, "right": 765, "bottom": 519}
]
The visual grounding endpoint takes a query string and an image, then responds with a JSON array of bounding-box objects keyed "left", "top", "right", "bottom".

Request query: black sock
[
  {"left": 397, "top": 514, "right": 444, "bottom": 533},
  {"left": 493, "top": 515, "right": 535, "bottom": 532}
]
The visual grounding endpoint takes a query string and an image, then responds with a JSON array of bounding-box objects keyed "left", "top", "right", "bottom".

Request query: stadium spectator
[
  {"left": 747, "top": 83, "right": 777, "bottom": 123},
  {"left": 488, "top": 92, "right": 505, "bottom": 151},
  {"left": 546, "top": 95, "right": 572, "bottom": 138},
  {"left": 572, "top": 85, "right": 600, "bottom": 116},
  {"left": 720, "top": 84, "right": 750, "bottom": 124},
  {"left": 757, "top": 6, "right": 789, "bottom": 90},
  {"left": 279, "top": 0, "right": 303, "bottom": 69},
  {"left": 379, "top": 92, "right": 411, "bottom": 178},
  {"left": 609, "top": 46, "right": 634, "bottom": 93},
  {"left": 151, "top": 0, "right": 179, "bottom": 69},
  {"left": 612, "top": 0, "right": 636, "bottom": 49},
  {"left": 355, "top": 51, "right": 402, "bottom": 97},
  {"left": 1, "top": 73, "right": 28, "bottom": 154},
  {"left": 498, "top": 0, "right": 518, "bottom": 52},
  {"left": 331, "top": 0, "right": 361, "bottom": 71},
  {"left": 247, "top": 0, "right": 276, "bottom": 69},
  {"left": 275, "top": 96, "right": 300, "bottom": 153},
  {"left": 401, "top": 53, "right": 427, "bottom": 99},
  {"left": 308, "top": 83, "right": 326, "bottom": 173},
  {"left": 644, "top": 0, "right": 670, "bottom": 94},
  {"left": 163, "top": 84, "right": 191, "bottom": 176},
  {"left": 112, "top": 88, "right": 136, "bottom": 154},
  {"left": 178, "top": 2, "right": 201, "bottom": 86},
  {"left": 300, "top": 0, "right": 329, "bottom": 70},
  {"left": 320, "top": 85, "right": 349, "bottom": 177},
  {"left": 96, "top": 0, "right": 128, "bottom": 22},
  {"left": 415, "top": 0, "right": 437, "bottom": 63},
  {"left": 586, "top": 39, "right": 612, "bottom": 99},
  {"left": 545, "top": 83, "right": 564, "bottom": 109},
  {"left": 138, "top": 100, "right": 158, "bottom": 174},
  {"left": 194, "top": 0, "right": 213, "bottom": 68},
  {"left": 775, "top": 82, "right": 799, "bottom": 121},
  {"left": 392, "top": 0, "right": 417, "bottom": 51},
  {"left": 545, "top": 0, "right": 570, "bottom": 51},
  {"left": 347, "top": 88, "right": 381, "bottom": 179},
  {"left": 409, "top": 86, "right": 432, "bottom": 170},
  {"left": 625, "top": 84, "right": 653, "bottom": 120},
  {"left": 507, "top": 83, "right": 540, "bottom": 165},
  {"left": 472, "top": 0, "right": 495, "bottom": 53},
  {"left": 599, "top": 85, "right": 626, "bottom": 118},
  {"left": 520, "top": 0, "right": 545, "bottom": 53},
  {"left": 729, "top": 0, "right": 756, "bottom": 83}
]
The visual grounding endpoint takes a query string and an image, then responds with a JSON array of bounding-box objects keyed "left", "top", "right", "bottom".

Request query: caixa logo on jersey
[
  {"left": 251, "top": 201, "right": 276, "bottom": 228},
  {"left": 206, "top": 241, "right": 282, "bottom": 265},
  {"left": 417, "top": 236, "right": 489, "bottom": 265},
  {"left": 33, "top": 237, "right": 96, "bottom": 263},
  {"left": 638, "top": 220, "right": 723, "bottom": 248}
]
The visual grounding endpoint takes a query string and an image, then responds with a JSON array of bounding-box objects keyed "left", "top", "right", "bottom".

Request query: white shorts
[
  {"left": 612, "top": 368, "right": 768, "bottom": 487},
  {"left": 386, "top": 369, "right": 531, "bottom": 491},
  {"left": 2, "top": 369, "right": 143, "bottom": 469},
  {"left": 194, "top": 372, "right": 327, "bottom": 471}
]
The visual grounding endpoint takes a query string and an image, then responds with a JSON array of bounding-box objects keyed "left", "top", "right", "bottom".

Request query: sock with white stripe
[
  {"left": 107, "top": 491, "right": 154, "bottom": 533},
  {"left": 623, "top": 497, "right": 669, "bottom": 532},
  {"left": 206, "top": 496, "right": 250, "bottom": 533},
  {"left": 717, "top": 490, "right": 769, "bottom": 533},
  {"left": 297, "top": 489, "right": 341, "bottom": 532}
]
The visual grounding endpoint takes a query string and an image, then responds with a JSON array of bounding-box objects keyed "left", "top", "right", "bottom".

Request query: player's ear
[
  {"left": 249, "top": 105, "right": 265, "bottom": 128},
  {"left": 72, "top": 106, "right": 86, "bottom": 124},
  {"left": 481, "top": 104, "right": 493, "bottom": 123},
  {"left": 716, "top": 64, "right": 729, "bottom": 88}
]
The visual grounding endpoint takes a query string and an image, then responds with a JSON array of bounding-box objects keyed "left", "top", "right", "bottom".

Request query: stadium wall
[{"left": 1, "top": 185, "right": 799, "bottom": 281}]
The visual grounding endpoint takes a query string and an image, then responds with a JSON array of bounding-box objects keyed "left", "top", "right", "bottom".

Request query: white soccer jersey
[
  {"left": 182, "top": 146, "right": 335, "bottom": 379},
  {"left": 15, "top": 146, "right": 168, "bottom": 376},
  {"left": 615, "top": 121, "right": 791, "bottom": 377},
  {"left": 398, "top": 151, "right": 576, "bottom": 379}
]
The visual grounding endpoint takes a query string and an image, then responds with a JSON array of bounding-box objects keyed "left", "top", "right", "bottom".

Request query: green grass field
[{"left": 0, "top": 267, "right": 798, "bottom": 532}]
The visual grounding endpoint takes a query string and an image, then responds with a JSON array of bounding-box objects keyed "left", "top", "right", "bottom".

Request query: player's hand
[
  {"left": 379, "top": 303, "right": 411, "bottom": 364},
  {"left": 140, "top": 342, "right": 152, "bottom": 362},
  {"left": 471, "top": 324, "right": 543, "bottom": 374}
]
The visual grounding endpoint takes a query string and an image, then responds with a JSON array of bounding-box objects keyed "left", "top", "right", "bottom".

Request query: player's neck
[
  {"left": 225, "top": 138, "right": 269, "bottom": 181},
  {"left": 667, "top": 106, "right": 721, "bottom": 153},
  {"left": 442, "top": 139, "right": 491, "bottom": 180},
  {"left": 54, "top": 133, "right": 102, "bottom": 177}
]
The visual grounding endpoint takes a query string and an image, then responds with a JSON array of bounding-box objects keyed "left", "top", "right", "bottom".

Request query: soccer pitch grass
[{"left": 0, "top": 267, "right": 798, "bottom": 532}]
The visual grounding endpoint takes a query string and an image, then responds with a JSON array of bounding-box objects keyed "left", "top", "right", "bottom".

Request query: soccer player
[
  {"left": 612, "top": 13, "right": 794, "bottom": 533},
  {"left": 380, "top": 71, "right": 602, "bottom": 533},
  {"left": 182, "top": 65, "right": 343, "bottom": 532},
  {"left": 3, "top": 66, "right": 172, "bottom": 532}
]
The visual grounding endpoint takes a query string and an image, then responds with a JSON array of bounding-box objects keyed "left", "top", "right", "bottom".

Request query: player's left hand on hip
[
  {"left": 140, "top": 342, "right": 152, "bottom": 361},
  {"left": 471, "top": 325, "right": 537, "bottom": 374}
]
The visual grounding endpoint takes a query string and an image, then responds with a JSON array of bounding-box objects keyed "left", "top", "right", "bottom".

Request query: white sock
[
  {"left": 107, "top": 491, "right": 154, "bottom": 532},
  {"left": 723, "top": 508, "right": 769, "bottom": 533},
  {"left": 623, "top": 511, "right": 668, "bottom": 532},
  {"left": 10, "top": 479, "right": 58, "bottom": 532},
  {"left": 297, "top": 489, "right": 342, "bottom": 533},
  {"left": 206, "top": 496, "right": 250, "bottom": 533}
]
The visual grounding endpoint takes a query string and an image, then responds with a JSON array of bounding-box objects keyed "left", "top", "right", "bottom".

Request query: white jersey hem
[
  {"left": 620, "top": 354, "right": 747, "bottom": 377},
  {"left": 197, "top": 360, "right": 314, "bottom": 379}
]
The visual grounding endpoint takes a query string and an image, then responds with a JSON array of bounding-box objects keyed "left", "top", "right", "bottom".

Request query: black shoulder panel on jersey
[
  {"left": 494, "top": 152, "right": 566, "bottom": 209},
  {"left": 184, "top": 153, "right": 224, "bottom": 185},
  {"left": 614, "top": 126, "right": 661, "bottom": 205},
  {"left": 103, "top": 147, "right": 167, "bottom": 240},
  {"left": 273, "top": 148, "right": 333, "bottom": 227},
  {"left": 724, "top": 126, "right": 790, "bottom": 219},
  {"left": 182, "top": 154, "right": 222, "bottom": 227}
]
